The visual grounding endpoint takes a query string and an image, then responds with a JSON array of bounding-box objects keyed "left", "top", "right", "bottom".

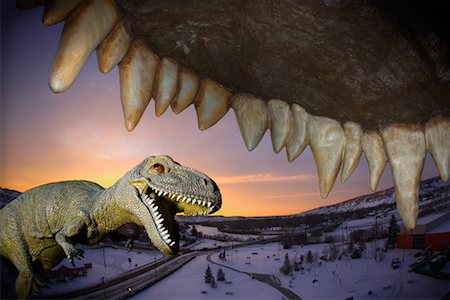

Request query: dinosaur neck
[{"left": 92, "top": 172, "right": 143, "bottom": 233}]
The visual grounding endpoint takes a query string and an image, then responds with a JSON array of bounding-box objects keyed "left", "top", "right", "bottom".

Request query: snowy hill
[
  {"left": 0, "top": 188, "right": 21, "bottom": 208},
  {"left": 296, "top": 176, "right": 450, "bottom": 218}
]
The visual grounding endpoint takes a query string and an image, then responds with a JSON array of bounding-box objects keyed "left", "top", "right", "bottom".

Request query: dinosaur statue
[
  {"left": 0, "top": 155, "right": 221, "bottom": 299},
  {"left": 14, "top": 1, "right": 450, "bottom": 229}
]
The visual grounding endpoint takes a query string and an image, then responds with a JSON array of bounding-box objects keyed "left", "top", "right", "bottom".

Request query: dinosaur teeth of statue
[
  {"left": 49, "top": 0, "right": 119, "bottom": 93},
  {"left": 153, "top": 57, "right": 180, "bottom": 117},
  {"left": 286, "top": 103, "right": 309, "bottom": 162},
  {"left": 161, "top": 229, "right": 169, "bottom": 235},
  {"left": 169, "top": 241, "right": 175, "bottom": 247},
  {"left": 177, "top": 195, "right": 182, "bottom": 201},
  {"left": 163, "top": 191, "right": 169, "bottom": 197},
  {"left": 157, "top": 190, "right": 163, "bottom": 196},
  {"left": 231, "top": 93, "right": 269, "bottom": 151},
  {"left": 171, "top": 69, "right": 200, "bottom": 114},
  {"left": 42, "top": 0, "right": 84, "bottom": 26},
  {"left": 268, "top": 99, "right": 293, "bottom": 154},
  {"left": 194, "top": 79, "right": 231, "bottom": 131},
  {"left": 425, "top": 116, "right": 450, "bottom": 182},
  {"left": 382, "top": 124, "right": 426, "bottom": 230},
  {"left": 308, "top": 116, "right": 346, "bottom": 198},
  {"left": 96, "top": 21, "right": 131, "bottom": 74},
  {"left": 361, "top": 131, "right": 387, "bottom": 191},
  {"left": 119, "top": 40, "right": 160, "bottom": 131},
  {"left": 341, "top": 122, "right": 363, "bottom": 183},
  {"left": 202, "top": 200, "right": 207, "bottom": 206},
  {"left": 207, "top": 202, "right": 212, "bottom": 208}
]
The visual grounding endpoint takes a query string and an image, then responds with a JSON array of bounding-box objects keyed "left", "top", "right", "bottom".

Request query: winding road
[{"left": 206, "top": 253, "right": 302, "bottom": 300}]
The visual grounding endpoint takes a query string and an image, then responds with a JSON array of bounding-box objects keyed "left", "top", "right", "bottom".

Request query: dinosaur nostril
[{"left": 203, "top": 179, "right": 208, "bottom": 186}]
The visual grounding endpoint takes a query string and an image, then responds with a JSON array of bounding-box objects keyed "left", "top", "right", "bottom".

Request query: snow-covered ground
[
  {"left": 133, "top": 241, "right": 449, "bottom": 300},
  {"left": 35, "top": 246, "right": 163, "bottom": 296},
  {"left": 132, "top": 253, "right": 281, "bottom": 300}
]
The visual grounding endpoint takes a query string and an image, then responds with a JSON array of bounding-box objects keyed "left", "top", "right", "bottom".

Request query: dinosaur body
[{"left": 0, "top": 155, "right": 221, "bottom": 299}]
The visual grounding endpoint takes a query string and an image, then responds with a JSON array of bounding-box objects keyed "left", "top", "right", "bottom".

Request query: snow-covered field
[
  {"left": 132, "top": 253, "right": 281, "bottom": 300},
  {"left": 134, "top": 242, "right": 449, "bottom": 300},
  {"left": 35, "top": 245, "right": 163, "bottom": 296}
]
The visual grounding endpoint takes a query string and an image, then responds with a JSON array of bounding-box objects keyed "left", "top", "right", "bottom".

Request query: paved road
[{"left": 206, "top": 253, "right": 302, "bottom": 300}]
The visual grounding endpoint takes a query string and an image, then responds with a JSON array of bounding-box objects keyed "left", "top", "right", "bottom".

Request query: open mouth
[{"left": 139, "top": 181, "right": 220, "bottom": 253}]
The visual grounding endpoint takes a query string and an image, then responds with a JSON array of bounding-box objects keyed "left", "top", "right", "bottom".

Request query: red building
[{"left": 397, "top": 212, "right": 450, "bottom": 250}]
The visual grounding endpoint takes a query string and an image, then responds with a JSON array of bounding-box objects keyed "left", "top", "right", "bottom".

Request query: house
[
  {"left": 397, "top": 212, "right": 450, "bottom": 250},
  {"left": 48, "top": 263, "right": 93, "bottom": 280}
]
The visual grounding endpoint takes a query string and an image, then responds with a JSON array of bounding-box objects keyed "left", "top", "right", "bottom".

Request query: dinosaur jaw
[
  {"left": 136, "top": 181, "right": 220, "bottom": 254},
  {"left": 20, "top": 0, "right": 450, "bottom": 230}
]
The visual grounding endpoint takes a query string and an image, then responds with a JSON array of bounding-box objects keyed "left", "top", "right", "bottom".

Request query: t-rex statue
[
  {"left": 14, "top": 0, "right": 450, "bottom": 239},
  {"left": 0, "top": 155, "right": 221, "bottom": 299}
]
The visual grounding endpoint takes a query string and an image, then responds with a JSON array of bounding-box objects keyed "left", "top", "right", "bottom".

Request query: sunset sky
[{"left": 0, "top": 2, "right": 441, "bottom": 217}]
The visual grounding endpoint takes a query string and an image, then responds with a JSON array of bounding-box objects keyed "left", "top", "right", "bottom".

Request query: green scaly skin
[{"left": 0, "top": 155, "right": 221, "bottom": 299}]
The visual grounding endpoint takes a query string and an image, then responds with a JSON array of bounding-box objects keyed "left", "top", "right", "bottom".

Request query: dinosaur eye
[{"left": 150, "top": 163, "right": 164, "bottom": 174}]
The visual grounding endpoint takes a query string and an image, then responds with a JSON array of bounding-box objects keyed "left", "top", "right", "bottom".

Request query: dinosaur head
[{"left": 128, "top": 155, "right": 221, "bottom": 254}]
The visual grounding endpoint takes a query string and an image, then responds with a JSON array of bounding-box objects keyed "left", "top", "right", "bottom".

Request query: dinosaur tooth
[
  {"left": 267, "top": 99, "right": 293, "bottom": 154},
  {"left": 202, "top": 200, "right": 207, "bottom": 206},
  {"left": 177, "top": 195, "right": 182, "bottom": 201},
  {"left": 119, "top": 40, "right": 160, "bottom": 131},
  {"left": 42, "top": 0, "right": 84, "bottom": 26},
  {"left": 158, "top": 190, "right": 163, "bottom": 196},
  {"left": 425, "top": 116, "right": 450, "bottom": 182},
  {"left": 382, "top": 123, "right": 426, "bottom": 230},
  {"left": 207, "top": 202, "right": 212, "bottom": 208},
  {"left": 286, "top": 103, "right": 309, "bottom": 162},
  {"left": 361, "top": 131, "right": 387, "bottom": 191},
  {"left": 171, "top": 69, "right": 200, "bottom": 114},
  {"left": 153, "top": 57, "right": 180, "bottom": 117},
  {"left": 163, "top": 191, "right": 169, "bottom": 197},
  {"left": 169, "top": 241, "right": 175, "bottom": 247},
  {"left": 96, "top": 21, "right": 131, "bottom": 74},
  {"left": 341, "top": 122, "right": 363, "bottom": 183},
  {"left": 231, "top": 93, "right": 269, "bottom": 151},
  {"left": 308, "top": 116, "right": 346, "bottom": 198},
  {"left": 49, "top": 0, "right": 119, "bottom": 93},
  {"left": 194, "top": 79, "right": 231, "bottom": 131}
]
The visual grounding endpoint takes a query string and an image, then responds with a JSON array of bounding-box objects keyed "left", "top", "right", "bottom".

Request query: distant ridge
[
  {"left": 296, "top": 176, "right": 450, "bottom": 218},
  {"left": 0, "top": 187, "right": 21, "bottom": 209}
]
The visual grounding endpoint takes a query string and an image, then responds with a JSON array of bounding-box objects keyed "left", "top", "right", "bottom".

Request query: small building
[{"left": 397, "top": 212, "right": 450, "bottom": 250}]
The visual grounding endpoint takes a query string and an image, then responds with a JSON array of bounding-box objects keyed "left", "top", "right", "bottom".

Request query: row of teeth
[
  {"left": 153, "top": 188, "right": 215, "bottom": 214},
  {"left": 29, "top": 0, "right": 450, "bottom": 231},
  {"left": 142, "top": 194, "right": 176, "bottom": 247}
]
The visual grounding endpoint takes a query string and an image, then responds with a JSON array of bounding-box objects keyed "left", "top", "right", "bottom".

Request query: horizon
[{"left": 0, "top": 2, "right": 441, "bottom": 217}]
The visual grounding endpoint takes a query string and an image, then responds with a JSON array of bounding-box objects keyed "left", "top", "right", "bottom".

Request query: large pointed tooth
[
  {"left": 341, "top": 122, "right": 363, "bottom": 183},
  {"left": 286, "top": 104, "right": 309, "bottom": 162},
  {"left": 153, "top": 57, "right": 180, "bottom": 116},
  {"left": 361, "top": 131, "right": 387, "bottom": 191},
  {"left": 96, "top": 21, "right": 131, "bottom": 74},
  {"left": 49, "top": 0, "right": 119, "bottom": 93},
  {"left": 382, "top": 124, "right": 426, "bottom": 231},
  {"left": 425, "top": 116, "right": 450, "bottom": 182},
  {"left": 42, "top": 0, "right": 84, "bottom": 26},
  {"left": 171, "top": 69, "right": 200, "bottom": 114},
  {"left": 308, "top": 116, "right": 346, "bottom": 198},
  {"left": 231, "top": 93, "right": 268, "bottom": 151},
  {"left": 267, "top": 99, "right": 292, "bottom": 154},
  {"left": 194, "top": 79, "right": 231, "bottom": 130},
  {"left": 119, "top": 40, "right": 160, "bottom": 131}
]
